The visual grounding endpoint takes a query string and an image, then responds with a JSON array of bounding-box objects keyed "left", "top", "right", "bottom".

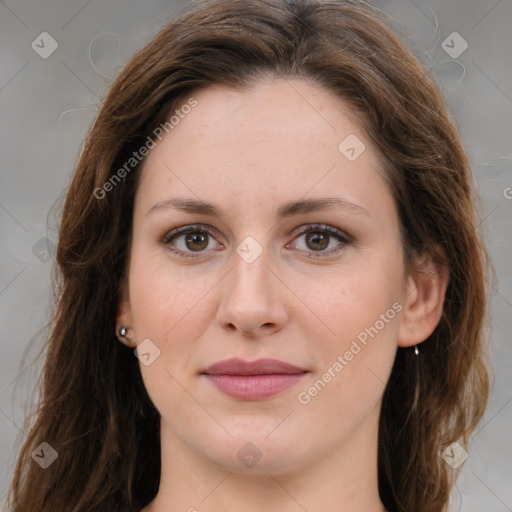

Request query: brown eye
[
  {"left": 305, "top": 232, "right": 330, "bottom": 251},
  {"left": 185, "top": 232, "right": 209, "bottom": 251},
  {"left": 289, "top": 224, "right": 352, "bottom": 258},
  {"left": 162, "top": 225, "right": 222, "bottom": 258}
]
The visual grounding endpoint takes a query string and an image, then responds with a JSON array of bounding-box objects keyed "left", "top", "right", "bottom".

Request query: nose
[{"left": 216, "top": 246, "right": 289, "bottom": 338}]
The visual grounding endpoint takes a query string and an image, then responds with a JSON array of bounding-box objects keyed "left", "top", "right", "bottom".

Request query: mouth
[{"left": 201, "top": 358, "right": 309, "bottom": 400}]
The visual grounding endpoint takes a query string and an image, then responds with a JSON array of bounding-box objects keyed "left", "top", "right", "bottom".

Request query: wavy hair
[{"left": 8, "top": 0, "right": 490, "bottom": 511}]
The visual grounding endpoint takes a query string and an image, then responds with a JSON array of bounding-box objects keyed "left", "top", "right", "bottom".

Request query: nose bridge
[
  {"left": 217, "top": 240, "right": 288, "bottom": 335},
  {"left": 228, "top": 244, "right": 273, "bottom": 307}
]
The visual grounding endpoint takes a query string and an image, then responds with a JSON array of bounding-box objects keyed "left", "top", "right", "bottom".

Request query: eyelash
[{"left": 161, "top": 223, "right": 352, "bottom": 259}]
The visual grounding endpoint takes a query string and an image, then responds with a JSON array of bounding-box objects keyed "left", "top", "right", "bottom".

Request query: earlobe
[
  {"left": 116, "top": 281, "right": 136, "bottom": 347},
  {"left": 117, "top": 324, "right": 137, "bottom": 347},
  {"left": 397, "top": 256, "right": 449, "bottom": 348}
]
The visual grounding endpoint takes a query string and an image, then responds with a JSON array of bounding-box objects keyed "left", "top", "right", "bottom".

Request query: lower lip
[{"left": 204, "top": 373, "right": 307, "bottom": 400}]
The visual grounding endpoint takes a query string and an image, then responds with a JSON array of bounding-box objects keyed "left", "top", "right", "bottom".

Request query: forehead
[
  {"left": 135, "top": 78, "right": 394, "bottom": 222},
  {"left": 177, "top": 78, "right": 365, "bottom": 147}
]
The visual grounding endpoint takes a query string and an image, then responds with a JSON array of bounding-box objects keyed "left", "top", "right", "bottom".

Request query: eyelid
[
  {"left": 161, "top": 222, "right": 352, "bottom": 258},
  {"left": 160, "top": 224, "right": 223, "bottom": 260},
  {"left": 285, "top": 223, "right": 352, "bottom": 259},
  {"left": 161, "top": 224, "right": 222, "bottom": 244},
  {"left": 289, "top": 223, "right": 352, "bottom": 243}
]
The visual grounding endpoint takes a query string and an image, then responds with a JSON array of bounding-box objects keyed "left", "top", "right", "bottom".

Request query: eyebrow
[{"left": 146, "top": 197, "right": 370, "bottom": 218}]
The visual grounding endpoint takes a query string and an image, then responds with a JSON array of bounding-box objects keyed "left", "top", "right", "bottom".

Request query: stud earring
[
  {"left": 119, "top": 326, "right": 130, "bottom": 337},
  {"left": 118, "top": 326, "right": 136, "bottom": 346}
]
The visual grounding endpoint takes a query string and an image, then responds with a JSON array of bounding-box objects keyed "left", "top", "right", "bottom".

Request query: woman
[{"left": 7, "top": 0, "right": 490, "bottom": 511}]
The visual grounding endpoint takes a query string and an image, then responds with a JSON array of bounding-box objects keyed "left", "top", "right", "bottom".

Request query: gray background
[{"left": 1, "top": 0, "right": 511, "bottom": 510}]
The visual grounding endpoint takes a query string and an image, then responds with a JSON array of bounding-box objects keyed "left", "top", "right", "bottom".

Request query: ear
[
  {"left": 397, "top": 255, "right": 449, "bottom": 348},
  {"left": 116, "top": 278, "right": 136, "bottom": 348}
]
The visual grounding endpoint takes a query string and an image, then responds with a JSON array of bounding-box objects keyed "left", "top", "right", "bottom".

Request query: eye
[
  {"left": 161, "top": 224, "right": 223, "bottom": 258},
  {"left": 287, "top": 224, "right": 352, "bottom": 258},
  {"left": 161, "top": 223, "right": 352, "bottom": 259}
]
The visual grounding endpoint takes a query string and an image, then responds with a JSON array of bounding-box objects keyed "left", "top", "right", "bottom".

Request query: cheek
[
  {"left": 128, "top": 247, "right": 209, "bottom": 336},
  {"left": 294, "top": 248, "right": 404, "bottom": 344},
  {"left": 293, "top": 247, "right": 403, "bottom": 402},
  {"left": 296, "top": 289, "right": 399, "bottom": 438},
  {"left": 127, "top": 254, "right": 212, "bottom": 412}
]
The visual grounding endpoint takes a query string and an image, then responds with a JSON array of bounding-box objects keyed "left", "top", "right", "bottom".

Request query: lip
[
  {"left": 203, "top": 357, "right": 307, "bottom": 376},
  {"left": 201, "top": 358, "right": 308, "bottom": 400}
]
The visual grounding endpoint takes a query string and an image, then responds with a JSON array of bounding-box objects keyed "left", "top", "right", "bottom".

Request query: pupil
[
  {"left": 307, "top": 232, "right": 328, "bottom": 250},
  {"left": 186, "top": 233, "right": 207, "bottom": 251}
]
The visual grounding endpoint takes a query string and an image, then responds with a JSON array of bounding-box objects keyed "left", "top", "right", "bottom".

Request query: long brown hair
[{"left": 7, "top": 0, "right": 491, "bottom": 510}]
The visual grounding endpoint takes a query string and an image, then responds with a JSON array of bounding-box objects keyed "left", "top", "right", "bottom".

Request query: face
[{"left": 118, "top": 78, "right": 412, "bottom": 475}]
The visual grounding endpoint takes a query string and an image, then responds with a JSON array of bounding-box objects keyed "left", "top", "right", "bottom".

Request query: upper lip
[{"left": 202, "top": 358, "right": 308, "bottom": 376}]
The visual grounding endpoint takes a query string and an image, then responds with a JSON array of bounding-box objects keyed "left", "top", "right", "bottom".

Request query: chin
[{"left": 195, "top": 426, "right": 311, "bottom": 475}]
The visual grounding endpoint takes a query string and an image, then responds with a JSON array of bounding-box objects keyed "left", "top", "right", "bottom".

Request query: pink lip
[{"left": 202, "top": 358, "right": 308, "bottom": 400}]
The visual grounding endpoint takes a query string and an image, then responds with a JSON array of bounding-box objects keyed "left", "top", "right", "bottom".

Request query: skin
[{"left": 117, "top": 78, "right": 448, "bottom": 512}]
